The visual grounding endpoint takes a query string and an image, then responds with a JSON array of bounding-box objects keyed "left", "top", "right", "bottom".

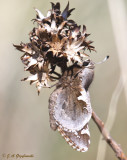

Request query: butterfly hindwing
[{"left": 49, "top": 64, "right": 94, "bottom": 152}]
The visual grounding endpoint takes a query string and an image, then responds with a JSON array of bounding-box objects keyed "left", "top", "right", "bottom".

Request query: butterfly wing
[
  {"left": 49, "top": 86, "right": 92, "bottom": 151},
  {"left": 57, "top": 124, "right": 90, "bottom": 152},
  {"left": 48, "top": 65, "right": 94, "bottom": 152}
]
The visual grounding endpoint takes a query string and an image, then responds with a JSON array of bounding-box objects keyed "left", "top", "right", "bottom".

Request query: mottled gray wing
[
  {"left": 49, "top": 86, "right": 92, "bottom": 132},
  {"left": 57, "top": 124, "right": 90, "bottom": 152},
  {"left": 49, "top": 85, "right": 92, "bottom": 152},
  {"left": 48, "top": 63, "right": 94, "bottom": 152}
]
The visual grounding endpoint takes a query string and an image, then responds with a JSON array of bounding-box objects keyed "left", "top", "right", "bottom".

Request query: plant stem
[{"left": 92, "top": 111, "right": 127, "bottom": 160}]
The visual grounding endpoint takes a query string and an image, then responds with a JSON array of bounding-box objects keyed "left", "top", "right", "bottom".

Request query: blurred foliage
[{"left": 0, "top": 0, "right": 127, "bottom": 160}]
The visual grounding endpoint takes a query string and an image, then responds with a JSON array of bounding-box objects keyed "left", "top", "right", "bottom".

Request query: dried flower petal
[{"left": 35, "top": 8, "right": 45, "bottom": 20}]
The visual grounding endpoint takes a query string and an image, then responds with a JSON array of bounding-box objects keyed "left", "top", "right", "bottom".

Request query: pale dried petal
[
  {"left": 28, "top": 58, "right": 37, "bottom": 66},
  {"left": 38, "top": 61, "right": 44, "bottom": 70},
  {"left": 35, "top": 8, "right": 45, "bottom": 20},
  {"left": 73, "top": 55, "right": 81, "bottom": 63},
  {"left": 44, "top": 24, "right": 51, "bottom": 32},
  {"left": 47, "top": 10, "right": 51, "bottom": 17},
  {"left": 36, "top": 82, "right": 43, "bottom": 94},
  {"left": 25, "top": 74, "right": 38, "bottom": 81},
  {"left": 51, "top": 19, "right": 57, "bottom": 30},
  {"left": 75, "top": 46, "right": 84, "bottom": 52},
  {"left": 72, "top": 38, "right": 84, "bottom": 48}
]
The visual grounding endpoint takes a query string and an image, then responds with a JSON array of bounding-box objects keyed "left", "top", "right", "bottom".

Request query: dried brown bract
[{"left": 14, "top": 2, "right": 95, "bottom": 94}]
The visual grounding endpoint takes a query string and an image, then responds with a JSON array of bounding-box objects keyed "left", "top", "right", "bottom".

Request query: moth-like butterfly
[{"left": 49, "top": 60, "right": 94, "bottom": 152}]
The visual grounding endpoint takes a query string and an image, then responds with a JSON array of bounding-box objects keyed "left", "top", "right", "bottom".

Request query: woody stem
[{"left": 92, "top": 111, "right": 127, "bottom": 160}]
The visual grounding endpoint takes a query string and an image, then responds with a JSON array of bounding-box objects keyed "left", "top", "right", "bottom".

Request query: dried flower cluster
[
  {"left": 14, "top": 3, "right": 94, "bottom": 92},
  {"left": 14, "top": 2, "right": 95, "bottom": 94}
]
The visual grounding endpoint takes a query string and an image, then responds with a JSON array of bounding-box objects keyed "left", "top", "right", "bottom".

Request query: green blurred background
[{"left": 0, "top": 0, "right": 127, "bottom": 160}]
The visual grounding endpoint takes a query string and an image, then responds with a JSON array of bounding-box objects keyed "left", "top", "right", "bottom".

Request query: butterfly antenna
[{"left": 95, "top": 55, "right": 109, "bottom": 65}]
